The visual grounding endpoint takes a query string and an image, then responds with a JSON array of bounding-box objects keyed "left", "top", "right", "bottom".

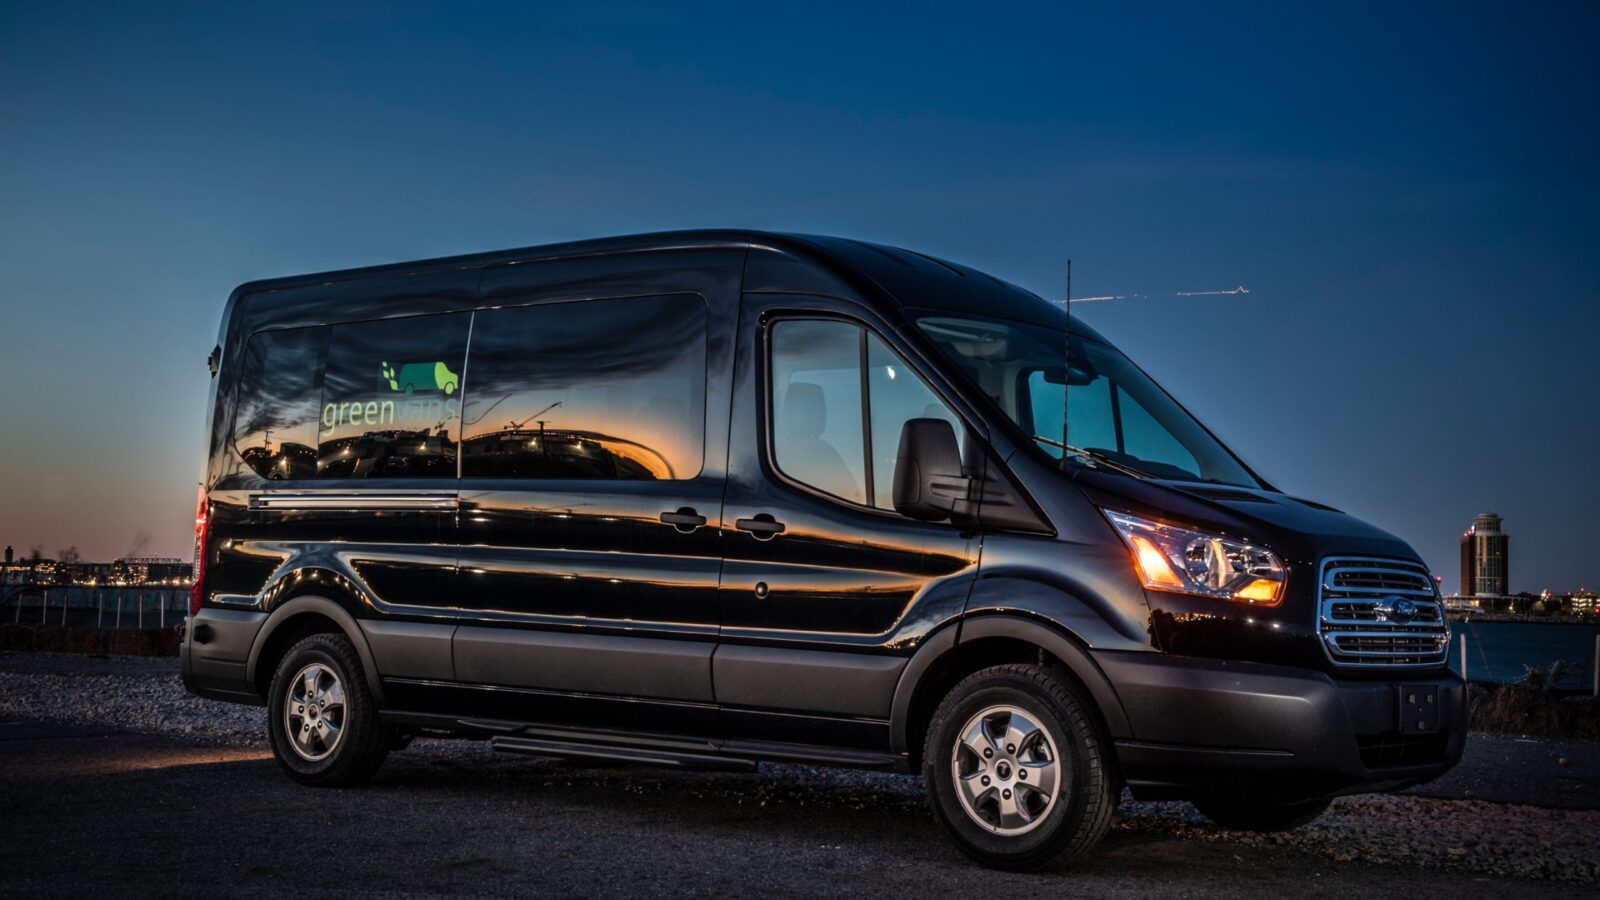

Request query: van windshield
[{"left": 914, "top": 315, "right": 1264, "bottom": 488}]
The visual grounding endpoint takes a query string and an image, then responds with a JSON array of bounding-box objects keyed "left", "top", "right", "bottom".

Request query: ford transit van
[{"left": 183, "top": 231, "right": 1464, "bottom": 869}]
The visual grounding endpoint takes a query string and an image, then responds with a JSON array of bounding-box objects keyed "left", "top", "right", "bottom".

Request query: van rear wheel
[
  {"left": 266, "top": 633, "right": 390, "bottom": 786},
  {"left": 1192, "top": 797, "right": 1331, "bottom": 832},
  {"left": 923, "top": 664, "right": 1115, "bottom": 870}
]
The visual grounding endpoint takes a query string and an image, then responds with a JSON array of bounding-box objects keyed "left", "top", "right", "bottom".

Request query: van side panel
[
  {"left": 713, "top": 291, "right": 984, "bottom": 749},
  {"left": 444, "top": 249, "right": 743, "bottom": 731}
]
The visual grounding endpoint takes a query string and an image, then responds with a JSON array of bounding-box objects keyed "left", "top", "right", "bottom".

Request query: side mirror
[{"left": 892, "top": 418, "right": 970, "bottom": 522}]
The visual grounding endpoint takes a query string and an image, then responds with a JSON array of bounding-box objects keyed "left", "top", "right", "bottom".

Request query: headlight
[{"left": 1103, "top": 510, "right": 1286, "bottom": 605}]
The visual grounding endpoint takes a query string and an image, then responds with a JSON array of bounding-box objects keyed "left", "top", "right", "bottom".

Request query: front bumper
[
  {"left": 1096, "top": 650, "right": 1466, "bottom": 802},
  {"left": 180, "top": 608, "right": 269, "bottom": 705}
]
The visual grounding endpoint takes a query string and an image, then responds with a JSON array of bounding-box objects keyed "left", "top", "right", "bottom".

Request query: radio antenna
[{"left": 1061, "top": 259, "right": 1071, "bottom": 471}]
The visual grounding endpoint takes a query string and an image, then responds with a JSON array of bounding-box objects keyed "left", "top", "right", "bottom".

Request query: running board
[
  {"left": 382, "top": 709, "right": 907, "bottom": 771},
  {"left": 491, "top": 735, "right": 757, "bottom": 772}
]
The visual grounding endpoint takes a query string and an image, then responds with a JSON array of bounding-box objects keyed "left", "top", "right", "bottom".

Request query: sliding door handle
[
  {"left": 734, "top": 514, "right": 786, "bottom": 540},
  {"left": 660, "top": 507, "right": 708, "bottom": 533}
]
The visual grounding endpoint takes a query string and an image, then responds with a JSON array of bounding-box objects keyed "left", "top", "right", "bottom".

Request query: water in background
[{"left": 1452, "top": 620, "right": 1600, "bottom": 687}]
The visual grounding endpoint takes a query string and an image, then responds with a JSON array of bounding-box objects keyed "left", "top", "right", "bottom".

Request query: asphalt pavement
[
  {"left": 0, "top": 723, "right": 1588, "bottom": 898},
  {"left": 1, "top": 651, "right": 1596, "bottom": 897}
]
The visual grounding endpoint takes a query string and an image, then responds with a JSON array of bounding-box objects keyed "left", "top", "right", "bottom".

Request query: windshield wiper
[{"left": 1030, "top": 434, "right": 1150, "bottom": 479}]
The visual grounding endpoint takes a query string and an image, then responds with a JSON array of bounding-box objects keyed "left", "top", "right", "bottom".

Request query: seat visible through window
[{"left": 779, "top": 381, "right": 860, "bottom": 501}]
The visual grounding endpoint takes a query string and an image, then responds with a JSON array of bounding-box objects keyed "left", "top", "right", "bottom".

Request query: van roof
[{"left": 231, "top": 229, "right": 1100, "bottom": 339}]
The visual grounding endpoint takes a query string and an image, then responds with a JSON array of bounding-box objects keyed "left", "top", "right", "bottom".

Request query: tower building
[{"left": 1459, "top": 512, "right": 1509, "bottom": 596}]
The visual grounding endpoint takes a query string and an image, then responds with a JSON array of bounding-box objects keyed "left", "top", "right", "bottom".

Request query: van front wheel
[
  {"left": 923, "top": 664, "right": 1115, "bottom": 870},
  {"left": 266, "top": 633, "right": 390, "bottom": 786}
]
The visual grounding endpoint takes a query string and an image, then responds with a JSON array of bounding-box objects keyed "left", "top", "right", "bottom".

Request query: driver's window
[
  {"left": 770, "top": 319, "right": 962, "bottom": 511},
  {"left": 770, "top": 320, "right": 869, "bottom": 504},
  {"left": 866, "top": 334, "right": 960, "bottom": 509}
]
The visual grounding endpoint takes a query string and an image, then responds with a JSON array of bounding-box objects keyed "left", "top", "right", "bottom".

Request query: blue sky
[{"left": 1, "top": 2, "right": 1595, "bottom": 591}]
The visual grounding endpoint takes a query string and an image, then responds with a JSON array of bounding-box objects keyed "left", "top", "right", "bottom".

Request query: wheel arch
[
  {"left": 246, "top": 594, "right": 385, "bottom": 705},
  {"left": 890, "top": 613, "right": 1133, "bottom": 771}
]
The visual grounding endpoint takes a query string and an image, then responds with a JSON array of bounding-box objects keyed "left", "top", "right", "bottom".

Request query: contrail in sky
[{"left": 1056, "top": 285, "right": 1250, "bottom": 304}]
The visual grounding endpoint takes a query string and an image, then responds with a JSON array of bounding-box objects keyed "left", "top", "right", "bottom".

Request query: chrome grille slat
[
  {"left": 1325, "top": 586, "right": 1439, "bottom": 597},
  {"left": 1317, "top": 556, "right": 1448, "bottom": 668}
]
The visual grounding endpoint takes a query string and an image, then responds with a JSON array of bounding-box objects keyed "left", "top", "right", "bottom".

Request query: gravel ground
[{"left": 2, "top": 652, "right": 1596, "bottom": 886}]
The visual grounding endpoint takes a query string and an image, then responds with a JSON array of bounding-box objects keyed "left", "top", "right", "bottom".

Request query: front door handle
[
  {"left": 660, "top": 507, "right": 708, "bottom": 533},
  {"left": 734, "top": 513, "right": 786, "bottom": 540}
]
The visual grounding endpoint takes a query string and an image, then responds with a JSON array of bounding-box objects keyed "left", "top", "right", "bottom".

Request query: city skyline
[{"left": 2, "top": 3, "right": 1597, "bottom": 593}]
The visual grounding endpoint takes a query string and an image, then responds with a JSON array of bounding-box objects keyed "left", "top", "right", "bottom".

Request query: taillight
[{"left": 190, "top": 486, "right": 210, "bottom": 615}]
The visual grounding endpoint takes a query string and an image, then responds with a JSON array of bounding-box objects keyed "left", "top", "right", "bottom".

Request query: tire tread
[
  {"left": 267, "top": 632, "right": 389, "bottom": 787},
  {"left": 923, "top": 663, "right": 1115, "bottom": 869}
]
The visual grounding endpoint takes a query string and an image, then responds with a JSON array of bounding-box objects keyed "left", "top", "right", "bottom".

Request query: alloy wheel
[
  {"left": 949, "top": 704, "right": 1064, "bottom": 836},
  {"left": 283, "top": 662, "right": 347, "bottom": 762}
]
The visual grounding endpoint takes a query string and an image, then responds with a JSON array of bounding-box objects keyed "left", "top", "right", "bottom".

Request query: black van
[{"left": 183, "top": 231, "right": 1464, "bottom": 868}]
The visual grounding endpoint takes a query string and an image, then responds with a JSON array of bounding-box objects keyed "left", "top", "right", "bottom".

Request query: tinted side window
[
  {"left": 233, "top": 328, "right": 327, "bottom": 480},
  {"left": 318, "top": 314, "right": 470, "bottom": 479},
  {"left": 461, "top": 296, "right": 707, "bottom": 480},
  {"left": 770, "top": 320, "right": 867, "bottom": 504}
]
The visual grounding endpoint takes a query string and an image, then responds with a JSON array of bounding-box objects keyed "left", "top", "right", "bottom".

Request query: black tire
[
  {"left": 266, "top": 632, "right": 390, "bottom": 786},
  {"left": 1192, "top": 797, "right": 1331, "bottom": 832},
  {"left": 923, "top": 664, "right": 1115, "bottom": 870}
]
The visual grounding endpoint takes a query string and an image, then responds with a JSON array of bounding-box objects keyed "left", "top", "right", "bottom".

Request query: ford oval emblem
[{"left": 1386, "top": 597, "right": 1418, "bottom": 623}]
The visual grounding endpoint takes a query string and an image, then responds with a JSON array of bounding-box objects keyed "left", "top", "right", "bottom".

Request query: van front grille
[{"left": 1318, "top": 557, "right": 1449, "bottom": 668}]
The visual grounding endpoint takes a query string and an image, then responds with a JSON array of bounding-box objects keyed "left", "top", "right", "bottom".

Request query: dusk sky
[{"left": 1, "top": 2, "right": 1595, "bottom": 593}]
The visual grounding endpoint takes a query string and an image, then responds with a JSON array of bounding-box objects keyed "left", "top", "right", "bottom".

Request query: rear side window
[
  {"left": 460, "top": 295, "right": 708, "bottom": 480},
  {"left": 233, "top": 328, "right": 328, "bottom": 480},
  {"left": 318, "top": 314, "right": 471, "bottom": 478}
]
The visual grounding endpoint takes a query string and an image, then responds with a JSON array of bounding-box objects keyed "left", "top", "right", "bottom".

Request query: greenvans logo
[
  {"left": 320, "top": 360, "right": 461, "bottom": 435},
  {"left": 381, "top": 360, "right": 459, "bottom": 395}
]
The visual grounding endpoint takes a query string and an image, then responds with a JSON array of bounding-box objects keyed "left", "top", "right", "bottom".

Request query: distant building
[
  {"left": 110, "top": 557, "right": 191, "bottom": 586},
  {"left": 1548, "top": 591, "right": 1598, "bottom": 615},
  {"left": 0, "top": 556, "right": 191, "bottom": 588},
  {"left": 1459, "top": 512, "right": 1509, "bottom": 597},
  {"left": 1, "top": 558, "right": 54, "bottom": 586},
  {"left": 1442, "top": 594, "right": 1484, "bottom": 613}
]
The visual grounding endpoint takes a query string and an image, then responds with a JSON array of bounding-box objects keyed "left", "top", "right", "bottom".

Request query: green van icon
[{"left": 381, "top": 360, "right": 459, "bottom": 395}]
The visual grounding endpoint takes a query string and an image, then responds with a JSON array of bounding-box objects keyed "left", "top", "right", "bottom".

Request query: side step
[{"left": 491, "top": 735, "right": 758, "bottom": 772}]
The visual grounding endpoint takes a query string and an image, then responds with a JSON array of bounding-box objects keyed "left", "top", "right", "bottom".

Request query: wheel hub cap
[
  {"left": 950, "top": 704, "right": 1063, "bottom": 836},
  {"left": 284, "top": 663, "right": 347, "bottom": 762}
]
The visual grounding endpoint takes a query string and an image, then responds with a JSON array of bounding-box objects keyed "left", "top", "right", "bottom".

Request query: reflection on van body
[
  {"left": 317, "top": 430, "right": 458, "bottom": 478},
  {"left": 184, "top": 231, "right": 1464, "bottom": 871},
  {"left": 239, "top": 441, "right": 316, "bottom": 480},
  {"left": 462, "top": 428, "right": 672, "bottom": 480}
]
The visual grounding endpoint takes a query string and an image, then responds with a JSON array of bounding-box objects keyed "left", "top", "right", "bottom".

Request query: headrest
[{"left": 784, "top": 382, "right": 826, "bottom": 436}]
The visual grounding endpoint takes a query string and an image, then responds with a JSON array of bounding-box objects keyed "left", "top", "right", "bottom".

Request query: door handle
[
  {"left": 660, "top": 507, "right": 708, "bottom": 533},
  {"left": 734, "top": 513, "right": 786, "bottom": 540}
]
